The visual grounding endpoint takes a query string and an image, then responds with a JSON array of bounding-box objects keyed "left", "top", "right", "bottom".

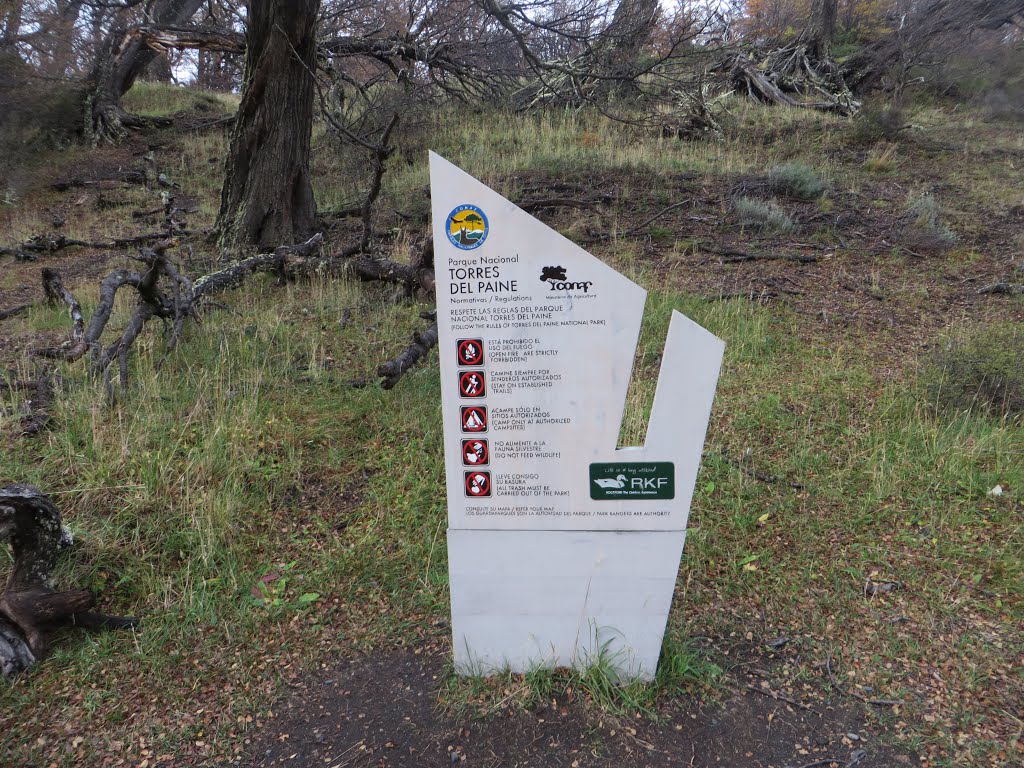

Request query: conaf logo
[{"left": 540, "top": 265, "right": 593, "bottom": 293}]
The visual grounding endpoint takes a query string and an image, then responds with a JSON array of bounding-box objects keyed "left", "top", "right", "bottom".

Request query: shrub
[
  {"left": 851, "top": 102, "right": 906, "bottom": 144},
  {"left": 921, "top": 323, "right": 1024, "bottom": 421},
  {"left": 903, "top": 192, "right": 956, "bottom": 248},
  {"left": 767, "top": 161, "right": 826, "bottom": 200},
  {"left": 734, "top": 196, "right": 794, "bottom": 234}
]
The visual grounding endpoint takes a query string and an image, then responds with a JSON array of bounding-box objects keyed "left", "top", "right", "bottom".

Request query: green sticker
[{"left": 589, "top": 462, "right": 675, "bottom": 500}]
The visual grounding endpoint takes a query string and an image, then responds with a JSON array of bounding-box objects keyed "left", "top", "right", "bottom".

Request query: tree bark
[
  {"left": 804, "top": 0, "right": 837, "bottom": 60},
  {"left": 215, "top": 0, "right": 320, "bottom": 250},
  {"left": 86, "top": 0, "right": 205, "bottom": 142}
]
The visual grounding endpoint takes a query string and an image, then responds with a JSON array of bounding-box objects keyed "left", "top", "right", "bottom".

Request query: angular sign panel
[{"left": 432, "top": 153, "right": 724, "bottom": 678}]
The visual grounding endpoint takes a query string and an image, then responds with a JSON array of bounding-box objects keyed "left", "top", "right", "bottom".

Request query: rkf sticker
[
  {"left": 589, "top": 462, "right": 676, "bottom": 500},
  {"left": 465, "top": 471, "right": 492, "bottom": 497},
  {"left": 459, "top": 370, "right": 486, "bottom": 398},
  {"left": 462, "top": 438, "right": 489, "bottom": 466},
  {"left": 461, "top": 406, "right": 488, "bottom": 433},
  {"left": 457, "top": 338, "right": 485, "bottom": 366}
]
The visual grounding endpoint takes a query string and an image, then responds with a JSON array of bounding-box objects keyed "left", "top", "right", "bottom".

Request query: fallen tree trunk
[
  {"left": 0, "top": 484, "right": 138, "bottom": 679},
  {"left": 378, "top": 312, "right": 438, "bottom": 390}
]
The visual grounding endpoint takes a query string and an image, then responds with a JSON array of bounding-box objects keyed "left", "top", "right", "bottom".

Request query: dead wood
[
  {"left": 519, "top": 196, "right": 611, "bottom": 213},
  {"left": 347, "top": 255, "right": 435, "bottom": 295},
  {"left": 744, "top": 682, "right": 818, "bottom": 714},
  {"left": 978, "top": 282, "right": 1024, "bottom": 296},
  {"left": 728, "top": 47, "right": 859, "bottom": 116},
  {"left": 41, "top": 269, "right": 84, "bottom": 345},
  {"left": 50, "top": 170, "right": 146, "bottom": 191},
  {"left": 0, "top": 484, "right": 138, "bottom": 678},
  {"left": 0, "top": 246, "right": 36, "bottom": 261},
  {"left": 826, "top": 652, "right": 902, "bottom": 708},
  {"left": 15, "top": 230, "right": 199, "bottom": 255},
  {"left": 192, "top": 233, "right": 325, "bottom": 299},
  {"left": 0, "top": 304, "right": 31, "bottom": 321},
  {"left": 698, "top": 244, "right": 818, "bottom": 265},
  {"left": 378, "top": 313, "right": 439, "bottom": 390}
]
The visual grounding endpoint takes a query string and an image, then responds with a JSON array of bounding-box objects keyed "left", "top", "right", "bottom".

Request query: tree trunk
[
  {"left": 86, "top": 0, "right": 204, "bottom": 142},
  {"left": 805, "top": 0, "right": 837, "bottom": 59},
  {"left": 215, "top": 0, "right": 320, "bottom": 250}
]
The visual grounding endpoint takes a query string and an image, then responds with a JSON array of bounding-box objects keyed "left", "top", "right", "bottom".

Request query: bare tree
[{"left": 86, "top": 0, "right": 206, "bottom": 142}]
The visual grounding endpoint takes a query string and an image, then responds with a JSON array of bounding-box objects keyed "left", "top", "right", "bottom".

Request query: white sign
[{"left": 432, "top": 153, "right": 724, "bottom": 679}]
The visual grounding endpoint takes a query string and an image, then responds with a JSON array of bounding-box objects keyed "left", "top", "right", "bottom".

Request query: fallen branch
[
  {"left": 50, "top": 170, "right": 146, "bottom": 191},
  {"left": 347, "top": 254, "right": 435, "bottom": 295},
  {"left": 41, "top": 269, "right": 84, "bottom": 345},
  {"left": 700, "top": 246, "right": 818, "bottom": 265},
  {"left": 978, "top": 282, "right": 1024, "bottom": 296},
  {"left": 519, "top": 196, "right": 610, "bottom": 213},
  {"left": 194, "top": 233, "right": 325, "bottom": 298},
  {"left": 378, "top": 313, "right": 439, "bottom": 390},
  {"left": 0, "top": 304, "right": 31, "bottom": 321},
  {"left": 826, "top": 652, "right": 902, "bottom": 708},
  {"left": 744, "top": 682, "right": 818, "bottom": 714},
  {"left": 15, "top": 230, "right": 200, "bottom": 255},
  {"left": 721, "top": 450, "right": 805, "bottom": 490},
  {"left": 0, "top": 484, "right": 138, "bottom": 678},
  {"left": 0, "top": 246, "right": 36, "bottom": 262}
]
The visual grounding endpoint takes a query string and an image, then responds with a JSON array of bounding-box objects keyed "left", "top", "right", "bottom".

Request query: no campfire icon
[
  {"left": 462, "top": 438, "right": 489, "bottom": 466},
  {"left": 464, "top": 471, "right": 492, "bottom": 497},
  {"left": 461, "top": 406, "right": 487, "bottom": 433},
  {"left": 457, "top": 338, "right": 484, "bottom": 366},
  {"left": 459, "top": 370, "right": 486, "bottom": 398}
]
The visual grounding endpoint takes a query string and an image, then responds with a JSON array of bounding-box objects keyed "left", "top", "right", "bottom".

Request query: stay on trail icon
[
  {"left": 457, "top": 338, "right": 484, "bottom": 366},
  {"left": 464, "top": 471, "right": 491, "bottom": 497},
  {"left": 459, "top": 370, "right": 486, "bottom": 398},
  {"left": 461, "top": 406, "right": 487, "bottom": 433}
]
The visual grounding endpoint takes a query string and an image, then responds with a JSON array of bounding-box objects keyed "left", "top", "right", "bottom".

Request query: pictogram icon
[
  {"left": 462, "top": 438, "right": 489, "bottom": 466},
  {"left": 461, "top": 406, "right": 487, "bottom": 433},
  {"left": 457, "top": 338, "right": 484, "bottom": 366},
  {"left": 459, "top": 370, "right": 486, "bottom": 398},
  {"left": 464, "top": 470, "right": 492, "bottom": 497}
]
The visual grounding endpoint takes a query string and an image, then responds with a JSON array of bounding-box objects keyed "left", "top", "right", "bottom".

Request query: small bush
[
  {"left": 903, "top": 192, "right": 956, "bottom": 248},
  {"left": 734, "top": 196, "right": 794, "bottom": 234},
  {"left": 767, "top": 161, "right": 826, "bottom": 200},
  {"left": 851, "top": 102, "right": 906, "bottom": 144},
  {"left": 922, "top": 323, "right": 1024, "bottom": 421}
]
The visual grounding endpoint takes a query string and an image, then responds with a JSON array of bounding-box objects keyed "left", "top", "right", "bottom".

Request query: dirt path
[{"left": 247, "top": 648, "right": 915, "bottom": 768}]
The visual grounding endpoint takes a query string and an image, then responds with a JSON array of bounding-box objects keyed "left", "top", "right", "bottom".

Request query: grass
[{"left": 1, "top": 83, "right": 1022, "bottom": 767}]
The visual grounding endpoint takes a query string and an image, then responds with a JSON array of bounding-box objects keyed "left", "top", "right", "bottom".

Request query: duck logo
[
  {"left": 447, "top": 204, "right": 489, "bottom": 250},
  {"left": 541, "top": 265, "right": 593, "bottom": 293}
]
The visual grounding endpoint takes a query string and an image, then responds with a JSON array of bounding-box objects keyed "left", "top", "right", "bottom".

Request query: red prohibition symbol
[
  {"left": 457, "top": 338, "right": 484, "bottom": 366},
  {"left": 465, "top": 470, "right": 492, "bottom": 497},
  {"left": 462, "top": 438, "right": 489, "bottom": 466},
  {"left": 459, "top": 370, "right": 486, "bottom": 398},
  {"left": 461, "top": 405, "right": 487, "bottom": 433}
]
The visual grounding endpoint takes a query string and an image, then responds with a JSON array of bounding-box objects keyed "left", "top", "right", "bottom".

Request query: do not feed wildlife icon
[{"left": 432, "top": 152, "right": 725, "bottom": 680}]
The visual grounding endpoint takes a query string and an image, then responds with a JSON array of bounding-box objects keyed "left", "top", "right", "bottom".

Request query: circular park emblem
[{"left": 446, "top": 204, "right": 489, "bottom": 250}]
